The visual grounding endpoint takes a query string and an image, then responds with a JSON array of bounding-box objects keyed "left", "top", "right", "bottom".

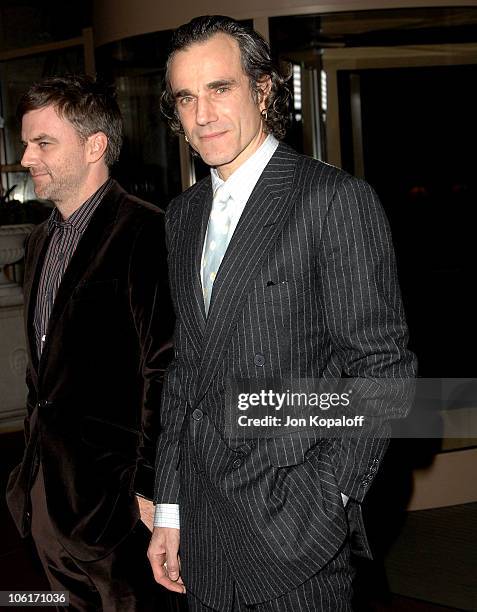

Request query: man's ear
[
  {"left": 86, "top": 132, "right": 108, "bottom": 163},
  {"left": 257, "top": 76, "right": 272, "bottom": 112}
]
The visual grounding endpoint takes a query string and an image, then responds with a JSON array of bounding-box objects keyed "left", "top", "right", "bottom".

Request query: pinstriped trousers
[{"left": 186, "top": 540, "right": 354, "bottom": 612}]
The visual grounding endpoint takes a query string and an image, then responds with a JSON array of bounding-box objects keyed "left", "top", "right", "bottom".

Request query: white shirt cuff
[{"left": 154, "top": 503, "right": 180, "bottom": 529}]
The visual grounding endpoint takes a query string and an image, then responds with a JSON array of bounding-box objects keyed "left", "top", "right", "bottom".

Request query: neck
[
  {"left": 56, "top": 168, "right": 109, "bottom": 220},
  {"left": 216, "top": 129, "right": 268, "bottom": 181}
]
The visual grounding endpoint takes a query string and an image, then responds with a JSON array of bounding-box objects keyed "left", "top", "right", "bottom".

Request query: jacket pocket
[{"left": 252, "top": 276, "right": 310, "bottom": 305}]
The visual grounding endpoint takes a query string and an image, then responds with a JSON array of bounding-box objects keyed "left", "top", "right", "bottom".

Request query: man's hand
[
  {"left": 136, "top": 496, "right": 155, "bottom": 531},
  {"left": 147, "top": 527, "right": 185, "bottom": 594}
]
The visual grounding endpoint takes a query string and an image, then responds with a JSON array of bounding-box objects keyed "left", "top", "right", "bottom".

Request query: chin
[
  {"left": 34, "top": 186, "right": 47, "bottom": 198},
  {"left": 200, "top": 151, "right": 235, "bottom": 169},
  {"left": 195, "top": 141, "right": 236, "bottom": 166}
]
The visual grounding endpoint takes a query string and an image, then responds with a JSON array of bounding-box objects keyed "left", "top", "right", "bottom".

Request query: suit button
[
  {"left": 192, "top": 409, "right": 203, "bottom": 421},
  {"left": 254, "top": 354, "right": 265, "bottom": 367},
  {"left": 232, "top": 458, "right": 243, "bottom": 469},
  {"left": 37, "top": 400, "right": 51, "bottom": 409}
]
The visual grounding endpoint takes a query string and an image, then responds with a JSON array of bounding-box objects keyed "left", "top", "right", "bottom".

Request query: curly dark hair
[
  {"left": 17, "top": 74, "right": 123, "bottom": 167},
  {"left": 161, "top": 15, "right": 291, "bottom": 140}
]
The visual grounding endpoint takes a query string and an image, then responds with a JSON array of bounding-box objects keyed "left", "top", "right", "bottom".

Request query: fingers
[
  {"left": 136, "top": 496, "right": 154, "bottom": 532},
  {"left": 165, "top": 552, "right": 180, "bottom": 582},
  {"left": 147, "top": 527, "right": 186, "bottom": 594}
]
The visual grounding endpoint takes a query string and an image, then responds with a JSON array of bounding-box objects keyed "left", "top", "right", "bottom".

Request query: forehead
[
  {"left": 169, "top": 33, "right": 245, "bottom": 88},
  {"left": 22, "top": 105, "right": 75, "bottom": 136}
]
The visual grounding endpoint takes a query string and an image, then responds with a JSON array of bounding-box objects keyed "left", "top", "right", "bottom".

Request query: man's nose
[
  {"left": 195, "top": 96, "right": 217, "bottom": 125},
  {"left": 21, "top": 144, "right": 36, "bottom": 168}
]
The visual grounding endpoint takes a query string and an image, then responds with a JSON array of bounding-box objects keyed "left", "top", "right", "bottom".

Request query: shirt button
[
  {"left": 57, "top": 252, "right": 65, "bottom": 260},
  {"left": 254, "top": 354, "right": 265, "bottom": 367},
  {"left": 192, "top": 409, "right": 203, "bottom": 421}
]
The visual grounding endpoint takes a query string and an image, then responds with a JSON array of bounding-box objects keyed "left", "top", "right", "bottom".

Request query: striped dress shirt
[{"left": 33, "top": 178, "right": 113, "bottom": 359}]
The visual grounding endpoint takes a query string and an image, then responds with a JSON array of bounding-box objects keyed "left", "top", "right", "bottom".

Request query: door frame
[{"left": 322, "top": 43, "right": 477, "bottom": 170}]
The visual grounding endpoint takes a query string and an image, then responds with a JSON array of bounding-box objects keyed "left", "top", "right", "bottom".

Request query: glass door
[{"left": 325, "top": 47, "right": 477, "bottom": 377}]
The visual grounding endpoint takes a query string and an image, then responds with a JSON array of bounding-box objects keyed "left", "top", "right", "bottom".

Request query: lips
[{"left": 199, "top": 131, "right": 227, "bottom": 140}]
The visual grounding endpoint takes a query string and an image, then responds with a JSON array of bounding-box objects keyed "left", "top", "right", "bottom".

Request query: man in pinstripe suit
[{"left": 148, "top": 15, "right": 417, "bottom": 611}]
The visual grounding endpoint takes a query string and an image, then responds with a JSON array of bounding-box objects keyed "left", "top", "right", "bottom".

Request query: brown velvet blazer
[{"left": 6, "top": 181, "right": 173, "bottom": 562}]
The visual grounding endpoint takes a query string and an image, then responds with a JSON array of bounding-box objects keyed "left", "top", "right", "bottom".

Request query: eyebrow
[
  {"left": 21, "top": 133, "right": 59, "bottom": 145},
  {"left": 173, "top": 89, "right": 193, "bottom": 100},
  {"left": 206, "top": 79, "right": 237, "bottom": 90},
  {"left": 173, "top": 79, "right": 238, "bottom": 99}
]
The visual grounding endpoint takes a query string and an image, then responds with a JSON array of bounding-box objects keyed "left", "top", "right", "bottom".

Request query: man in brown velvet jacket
[{"left": 6, "top": 75, "right": 176, "bottom": 611}]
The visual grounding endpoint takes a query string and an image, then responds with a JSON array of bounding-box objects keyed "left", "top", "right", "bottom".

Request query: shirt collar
[
  {"left": 210, "top": 134, "right": 279, "bottom": 203},
  {"left": 48, "top": 178, "right": 113, "bottom": 234}
]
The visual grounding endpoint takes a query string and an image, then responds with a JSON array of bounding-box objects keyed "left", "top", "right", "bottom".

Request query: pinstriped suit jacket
[{"left": 154, "top": 143, "right": 417, "bottom": 608}]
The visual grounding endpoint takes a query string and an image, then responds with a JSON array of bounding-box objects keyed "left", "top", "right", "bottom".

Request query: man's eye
[
  {"left": 38, "top": 142, "right": 49, "bottom": 148},
  {"left": 216, "top": 87, "right": 229, "bottom": 94},
  {"left": 179, "top": 97, "right": 193, "bottom": 106}
]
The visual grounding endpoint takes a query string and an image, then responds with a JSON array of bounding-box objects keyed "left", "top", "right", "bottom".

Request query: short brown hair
[{"left": 18, "top": 74, "right": 123, "bottom": 167}]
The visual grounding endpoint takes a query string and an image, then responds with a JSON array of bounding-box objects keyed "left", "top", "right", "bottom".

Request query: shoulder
[
  {"left": 105, "top": 182, "right": 167, "bottom": 240},
  {"left": 166, "top": 176, "right": 211, "bottom": 216},
  {"left": 278, "top": 144, "right": 355, "bottom": 190},
  {"left": 274, "top": 143, "right": 379, "bottom": 206},
  {"left": 112, "top": 182, "right": 164, "bottom": 219},
  {"left": 164, "top": 176, "right": 211, "bottom": 236},
  {"left": 114, "top": 193, "right": 168, "bottom": 260}
]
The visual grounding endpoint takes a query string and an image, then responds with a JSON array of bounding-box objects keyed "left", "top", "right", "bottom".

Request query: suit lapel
[
  {"left": 38, "top": 185, "right": 122, "bottom": 373},
  {"left": 172, "top": 180, "right": 211, "bottom": 355},
  {"left": 196, "top": 145, "right": 299, "bottom": 401}
]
